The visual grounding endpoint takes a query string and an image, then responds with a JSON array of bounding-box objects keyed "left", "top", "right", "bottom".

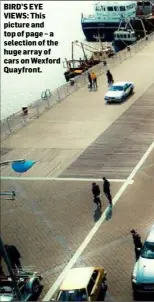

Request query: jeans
[{"left": 104, "top": 191, "right": 112, "bottom": 204}]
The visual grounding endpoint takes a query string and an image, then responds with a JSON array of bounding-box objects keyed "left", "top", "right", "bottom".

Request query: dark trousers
[
  {"left": 94, "top": 196, "right": 102, "bottom": 209},
  {"left": 135, "top": 248, "right": 140, "bottom": 261},
  {"left": 108, "top": 80, "right": 114, "bottom": 86},
  {"left": 95, "top": 198, "right": 102, "bottom": 209},
  {"left": 88, "top": 81, "right": 92, "bottom": 89},
  {"left": 104, "top": 191, "right": 112, "bottom": 204},
  {"left": 10, "top": 258, "right": 22, "bottom": 270},
  {"left": 93, "top": 78, "right": 97, "bottom": 89}
]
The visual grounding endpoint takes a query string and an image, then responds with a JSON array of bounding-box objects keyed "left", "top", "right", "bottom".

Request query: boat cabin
[
  {"left": 92, "top": 48, "right": 114, "bottom": 60},
  {"left": 137, "top": 1, "right": 154, "bottom": 16},
  {"left": 114, "top": 29, "right": 136, "bottom": 42},
  {"left": 94, "top": 1, "right": 137, "bottom": 21}
]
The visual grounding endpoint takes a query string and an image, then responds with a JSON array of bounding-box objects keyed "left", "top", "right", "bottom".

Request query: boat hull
[{"left": 81, "top": 18, "right": 154, "bottom": 42}]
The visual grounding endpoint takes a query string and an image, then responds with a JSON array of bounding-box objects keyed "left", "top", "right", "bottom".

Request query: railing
[{"left": 1, "top": 33, "right": 154, "bottom": 141}]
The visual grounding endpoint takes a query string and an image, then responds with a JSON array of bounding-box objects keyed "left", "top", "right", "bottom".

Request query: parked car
[
  {"left": 0, "top": 270, "right": 42, "bottom": 301},
  {"left": 104, "top": 81, "right": 134, "bottom": 103},
  {"left": 132, "top": 224, "right": 154, "bottom": 297},
  {"left": 54, "top": 267, "right": 107, "bottom": 301}
]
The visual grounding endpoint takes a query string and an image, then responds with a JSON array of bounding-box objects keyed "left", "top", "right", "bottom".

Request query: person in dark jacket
[
  {"left": 130, "top": 230, "right": 143, "bottom": 261},
  {"left": 106, "top": 70, "right": 114, "bottom": 86},
  {"left": 102, "top": 177, "right": 112, "bottom": 205},
  {"left": 92, "top": 183, "right": 100, "bottom": 198},
  {"left": 88, "top": 72, "right": 92, "bottom": 90},
  {"left": 5, "top": 245, "right": 22, "bottom": 270}
]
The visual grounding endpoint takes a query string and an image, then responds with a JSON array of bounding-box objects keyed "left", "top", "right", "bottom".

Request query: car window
[
  {"left": 124, "top": 84, "right": 128, "bottom": 90},
  {"left": 109, "top": 85, "right": 123, "bottom": 91},
  {"left": 87, "top": 278, "right": 95, "bottom": 295},
  {"left": 141, "top": 241, "right": 154, "bottom": 259},
  {"left": 91, "top": 270, "right": 99, "bottom": 282},
  {"left": 57, "top": 289, "right": 87, "bottom": 301}
]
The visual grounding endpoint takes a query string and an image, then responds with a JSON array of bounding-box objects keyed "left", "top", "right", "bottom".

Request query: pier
[{"left": 1, "top": 35, "right": 154, "bottom": 301}]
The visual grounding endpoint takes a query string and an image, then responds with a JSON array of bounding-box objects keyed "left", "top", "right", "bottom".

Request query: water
[{"left": 1, "top": 1, "right": 93, "bottom": 119}]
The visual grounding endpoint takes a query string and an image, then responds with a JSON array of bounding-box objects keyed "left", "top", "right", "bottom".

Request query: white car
[
  {"left": 104, "top": 81, "right": 134, "bottom": 103},
  {"left": 132, "top": 224, "right": 154, "bottom": 297}
]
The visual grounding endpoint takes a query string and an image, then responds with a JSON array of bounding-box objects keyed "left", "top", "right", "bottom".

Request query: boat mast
[
  {"left": 81, "top": 42, "right": 88, "bottom": 62},
  {"left": 71, "top": 41, "right": 75, "bottom": 68}
]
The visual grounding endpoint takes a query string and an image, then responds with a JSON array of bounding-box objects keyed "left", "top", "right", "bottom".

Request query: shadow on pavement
[
  {"left": 93, "top": 208, "right": 102, "bottom": 222},
  {"left": 105, "top": 205, "right": 112, "bottom": 221},
  {"left": 133, "top": 292, "right": 154, "bottom": 301}
]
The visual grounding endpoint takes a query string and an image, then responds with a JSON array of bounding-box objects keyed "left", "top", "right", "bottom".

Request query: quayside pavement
[
  {"left": 1, "top": 41, "right": 154, "bottom": 301},
  {"left": 1, "top": 41, "right": 154, "bottom": 178}
]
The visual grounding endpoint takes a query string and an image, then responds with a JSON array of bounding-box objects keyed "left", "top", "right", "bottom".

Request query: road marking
[
  {"left": 0, "top": 176, "right": 134, "bottom": 184},
  {"left": 42, "top": 140, "right": 154, "bottom": 301}
]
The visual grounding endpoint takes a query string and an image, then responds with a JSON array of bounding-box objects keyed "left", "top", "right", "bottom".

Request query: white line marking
[
  {"left": 0, "top": 176, "right": 134, "bottom": 184},
  {"left": 42, "top": 140, "right": 154, "bottom": 301}
]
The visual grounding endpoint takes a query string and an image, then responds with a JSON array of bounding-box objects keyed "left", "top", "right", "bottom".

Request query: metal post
[
  {"left": 0, "top": 236, "right": 22, "bottom": 300},
  {"left": 6, "top": 117, "right": 11, "bottom": 134},
  {"left": 36, "top": 102, "right": 39, "bottom": 118},
  {"left": 57, "top": 88, "right": 61, "bottom": 102}
]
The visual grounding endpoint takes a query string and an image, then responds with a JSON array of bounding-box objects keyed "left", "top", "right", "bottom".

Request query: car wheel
[
  {"left": 133, "top": 290, "right": 139, "bottom": 301},
  {"left": 31, "top": 279, "right": 40, "bottom": 295},
  {"left": 130, "top": 88, "right": 133, "bottom": 94}
]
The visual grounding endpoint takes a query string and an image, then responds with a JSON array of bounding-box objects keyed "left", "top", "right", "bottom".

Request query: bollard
[
  {"left": 57, "top": 88, "right": 61, "bottom": 102},
  {"left": 35, "top": 103, "right": 39, "bottom": 118}
]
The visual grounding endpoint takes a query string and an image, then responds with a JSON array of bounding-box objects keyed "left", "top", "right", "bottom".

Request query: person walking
[
  {"left": 92, "top": 182, "right": 100, "bottom": 198},
  {"left": 130, "top": 230, "right": 142, "bottom": 261},
  {"left": 92, "top": 183, "right": 101, "bottom": 212},
  {"left": 102, "top": 177, "right": 112, "bottom": 206},
  {"left": 5, "top": 244, "right": 22, "bottom": 270},
  {"left": 91, "top": 72, "right": 97, "bottom": 90},
  {"left": 88, "top": 72, "right": 92, "bottom": 90},
  {"left": 106, "top": 70, "right": 114, "bottom": 86}
]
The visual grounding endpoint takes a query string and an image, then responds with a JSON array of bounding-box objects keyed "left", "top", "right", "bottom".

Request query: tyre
[
  {"left": 133, "top": 290, "right": 139, "bottom": 301},
  {"left": 26, "top": 278, "right": 40, "bottom": 296},
  {"left": 130, "top": 88, "right": 133, "bottom": 94},
  {"left": 32, "top": 279, "right": 40, "bottom": 294}
]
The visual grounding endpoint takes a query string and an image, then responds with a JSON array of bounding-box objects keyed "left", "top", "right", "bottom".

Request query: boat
[
  {"left": 113, "top": 19, "right": 137, "bottom": 52},
  {"left": 81, "top": 0, "right": 154, "bottom": 42},
  {"left": 63, "top": 40, "right": 115, "bottom": 82}
]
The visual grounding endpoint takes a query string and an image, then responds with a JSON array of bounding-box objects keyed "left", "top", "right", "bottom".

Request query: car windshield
[
  {"left": 109, "top": 85, "right": 124, "bottom": 91},
  {"left": 141, "top": 241, "right": 154, "bottom": 259},
  {"left": 57, "top": 289, "right": 87, "bottom": 301}
]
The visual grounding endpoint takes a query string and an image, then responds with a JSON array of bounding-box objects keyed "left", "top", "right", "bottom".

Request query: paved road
[{"left": 1, "top": 41, "right": 154, "bottom": 301}]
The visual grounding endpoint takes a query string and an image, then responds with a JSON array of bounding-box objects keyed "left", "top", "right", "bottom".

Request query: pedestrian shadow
[
  {"left": 93, "top": 208, "right": 102, "bottom": 222},
  {"left": 105, "top": 205, "right": 112, "bottom": 221}
]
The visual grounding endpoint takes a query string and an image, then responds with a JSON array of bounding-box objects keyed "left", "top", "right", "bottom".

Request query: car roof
[
  {"left": 59, "top": 267, "right": 95, "bottom": 290},
  {"left": 146, "top": 224, "right": 154, "bottom": 243},
  {"left": 113, "top": 81, "right": 130, "bottom": 86}
]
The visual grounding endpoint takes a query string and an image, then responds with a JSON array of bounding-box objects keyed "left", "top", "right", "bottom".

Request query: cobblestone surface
[
  {"left": 1, "top": 150, "right": 154, "bottom": 301},
  {"left": 1, "top": 180, "right": 120, "bottom": 296}
]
